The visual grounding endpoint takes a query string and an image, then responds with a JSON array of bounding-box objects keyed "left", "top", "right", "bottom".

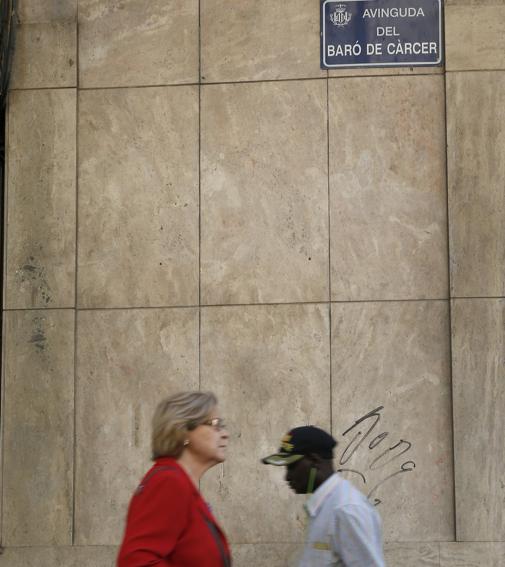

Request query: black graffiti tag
[{"left": 336, "top": 406, "right": 416, "bottom": 506}]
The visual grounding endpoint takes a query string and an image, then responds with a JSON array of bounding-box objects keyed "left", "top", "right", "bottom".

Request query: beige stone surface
[
  {"left": 201, "top": 81, "right": 329, "bottom": 305},
  {"left": 201, "top": 0, "right": 326, "bottom": 83},
  {"left": 74, "top": 308, "right": 199, "bottom": 545},
  {"left": 78, "top": 87, "right": 199, "bottom": 308},
  {"left": 10, "top": 23, "right": 76, "bottom": 88},
  {"left": 328, "top": 67, "right": 443, "bottom": 78},
  {"left": 231, "top": 544, "right": 303, "bottom": 567},
  {"left": 79, "top": 0, "right": 198, "bottom": 87},
  {"left": 451, "top": 299, "right": 505, "bottom": 541},
  {"left": 200, "top": 304, "right": 331, "bottom": 543},
  {"left": 440, "top": 543, "right": 505, "bottom": 566},
  {"left": 446, "top": 4, "right": 505, "bottom": 70},
  {"left": 5, "top": 89, "right": 76, "bottom": 309},
  {"left": 17, "top": 0, "right": 76, "bottom": 22},
  {"left": 0, "top": 546, "right": 116, "bottom": 566},
  {"left": 2, "top": 310, "right": 74, "bottom": 545},
  {"left": 446, "top": 0, "right": 505, "bottom": 4},
  {"left": 385, "top": 542, "right": 440, "bottom": 566},
  {"left": 329, "top": 75, "right": 448, "bottom": 301},
  {"left": 232, "top": 542, "right": 440, "bottom": 566},
  {"left": 331, "top": 301, "right": 453, "bottom": 541},
  {"left": 447, "top": 72, "right": 505, "bottom": 297}
]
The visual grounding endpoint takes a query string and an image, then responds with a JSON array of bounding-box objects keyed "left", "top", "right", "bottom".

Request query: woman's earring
[{"left": 183, "top": 440, "right": 189, "bottom": 446}]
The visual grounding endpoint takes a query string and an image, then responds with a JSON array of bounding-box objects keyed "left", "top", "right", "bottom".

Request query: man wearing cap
[{"left": 262, "top": 426, "right": 385, "bottom": 567}]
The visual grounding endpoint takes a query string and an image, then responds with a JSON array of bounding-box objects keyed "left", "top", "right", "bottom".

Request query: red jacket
[{"left": 117, "top": 458, "right": 231, "bottom": 567}]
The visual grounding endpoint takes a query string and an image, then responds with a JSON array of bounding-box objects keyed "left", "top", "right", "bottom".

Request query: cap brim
[{"left": 261, "top": 453, "right": 304, "bottom": 466}]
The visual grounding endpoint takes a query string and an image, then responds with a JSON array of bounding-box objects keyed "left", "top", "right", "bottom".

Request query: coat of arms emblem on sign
[{"left": 330, "top": 4, "right": 352, "bottom": 27}]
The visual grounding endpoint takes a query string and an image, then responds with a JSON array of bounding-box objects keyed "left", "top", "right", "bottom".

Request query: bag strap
[{"left": 200, "top": 510, "right": 232, "bottom": 567}]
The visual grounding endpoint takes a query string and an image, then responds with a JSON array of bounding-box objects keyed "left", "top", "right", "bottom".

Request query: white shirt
[{"left": 299, "top": 474, "right": 386, "bottom": 567}]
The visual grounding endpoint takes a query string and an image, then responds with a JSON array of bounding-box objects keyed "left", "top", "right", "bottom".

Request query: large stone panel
[
  {"left": 2, "top": 310, "right": 74, "bottom": 545},
  {"left": 452, "top": 299, "right": 505, "bottom": 541},
  {"left": 440, "top": 542, "right": 505, "bottom": 567},
  {"left": 231, "top": 541, "right": 440, "bottom": 566},
  {"left": 200, "top": 304, "right": 331, "bottom": 543},
  {"left": 17, "top": 0, "right": 76, "bottom": 22},
  {"left": 447, "top": 72, "right": 505, "bottom": 297},
  {"left": 74, "top": 308, "right": 199, "bottom": 544},
  {"left": 446, "top": 3, "right": 505, "bottom": 71},
  {"left": 0, "top": 546, "right": 116, "bottom": 566},
  {"left": 231, "top": 544, "right": 303, "bottom": 567},
  {"left": 79, "top": 0, "right": 198, "bottom": 87},
  {"left": 440, "top": 543, "right": 505, "bottom": 567},
  {"left": 78, "top": 87, "right": 199, "bottom": 308},
  {"left": 329, "top": 75, "right": 447, "bottom": 301},
  {"left": 5, "top": 89, "right": 76, "bottom": 309},
  {"left": 385, "top": 543, "right": 440, "bottom": 567},
  {"left": 201, "top": 81, "right": 329, "bottom": 305},
  {"left": 10, "top": 23, "right": 76, "bottom": 88},
  {"left": 331, "top": 301, "right": 453, "bottom": 541},
  {"left": 201, "top": 0, "right": 326, "bottom": 83}
]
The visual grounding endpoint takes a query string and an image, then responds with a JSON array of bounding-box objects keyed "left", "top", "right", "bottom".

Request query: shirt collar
[{"left": 305, "top": 473, "right": 341, "bottom": 518}]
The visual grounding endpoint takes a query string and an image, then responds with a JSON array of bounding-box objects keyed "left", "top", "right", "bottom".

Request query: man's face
[{"left": 285, "top": 456, "right": 313, "bottom": 494}]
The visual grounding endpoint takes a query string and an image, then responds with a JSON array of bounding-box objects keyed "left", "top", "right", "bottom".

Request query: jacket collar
[{"left": 305, "top": 473, "right": 341, "bottom": 518}]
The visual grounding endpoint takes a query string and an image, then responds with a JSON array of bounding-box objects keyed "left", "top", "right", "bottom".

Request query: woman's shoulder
[{"left": 136, "top": 459, "right": 192, "bottom": 496}]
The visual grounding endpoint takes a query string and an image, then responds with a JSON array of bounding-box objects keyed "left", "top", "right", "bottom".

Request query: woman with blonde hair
[{"left": 117, "top": 391, "right": 231, "bottom": 566}]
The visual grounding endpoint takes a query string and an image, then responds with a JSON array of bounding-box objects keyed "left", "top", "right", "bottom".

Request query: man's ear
[{"left": 306, "top": 453, "right": 323, "bottom": 465}]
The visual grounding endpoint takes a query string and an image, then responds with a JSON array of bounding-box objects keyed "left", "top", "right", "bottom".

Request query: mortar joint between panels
[{"left": 68, "top": 298, "right": 452, "bottom": 312}]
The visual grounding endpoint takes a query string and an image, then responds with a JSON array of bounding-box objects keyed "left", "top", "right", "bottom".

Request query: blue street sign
[{"left": 321, "top": 0, "right": 442, "bottom": 68}]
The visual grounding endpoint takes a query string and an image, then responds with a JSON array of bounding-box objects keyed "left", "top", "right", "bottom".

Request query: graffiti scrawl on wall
[{"left": 337, "top": 405, "right": 416, "bottom": 506}]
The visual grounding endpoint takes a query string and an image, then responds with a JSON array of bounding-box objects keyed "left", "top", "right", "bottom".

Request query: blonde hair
[{"left": 151, "top": 391, "right": 218, "bottom": 459}]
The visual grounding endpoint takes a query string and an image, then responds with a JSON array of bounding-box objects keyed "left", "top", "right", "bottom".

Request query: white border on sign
[{"left": 322, "top": 0, "right": 443, "bottom": 68}]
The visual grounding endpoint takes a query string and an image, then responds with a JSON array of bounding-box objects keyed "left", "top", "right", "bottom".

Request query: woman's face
[{"left": 186, "top": 406, "right": 229, "bottom": 466}]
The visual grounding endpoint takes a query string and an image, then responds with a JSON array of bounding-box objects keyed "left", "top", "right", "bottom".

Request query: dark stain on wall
[{"left": 17, "top": 256, "right": 52, "bottom": 305}]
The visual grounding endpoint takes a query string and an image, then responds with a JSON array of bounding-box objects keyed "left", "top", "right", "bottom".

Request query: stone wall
[{"left": 1, "top": 1, "right": 504, "bottom": 565}]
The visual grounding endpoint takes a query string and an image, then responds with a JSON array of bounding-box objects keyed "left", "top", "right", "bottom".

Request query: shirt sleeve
[
  {"left": 117, "top": 470, "right": 192, "bottom": 567},
  {"left": 331, "top": 504, "right": 386, "bottom": 567}
]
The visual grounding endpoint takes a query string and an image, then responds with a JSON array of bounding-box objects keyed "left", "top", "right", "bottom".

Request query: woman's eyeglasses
[{"left": 202, "top": 417, "right": 226, "bottom": 431}]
